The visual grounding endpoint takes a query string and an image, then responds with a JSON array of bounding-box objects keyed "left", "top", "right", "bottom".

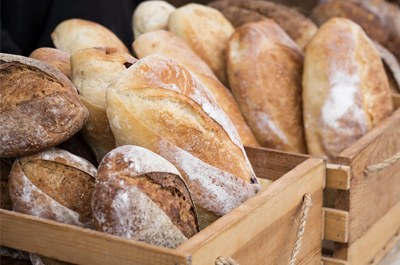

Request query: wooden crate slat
[
  {"left": 0, "top": 210, "right": 191, "bottom": 265},
  {"left": 177, "top": 158, "right": 324, "bottom": 265},
  {"left": 323, "top": 208, "right": 349, "bottom": 243},
  {"left": 326, "top": 164, "right": 351, "bottom": 190},
  {"left": 321, "top": 256, "right": 348, "bottom": 265}
]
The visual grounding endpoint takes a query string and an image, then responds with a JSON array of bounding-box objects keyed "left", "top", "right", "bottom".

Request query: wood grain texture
[
  {"left": 323, "top": 208, "right": 349, "bottom": 243},
  {"left": 177, "top": 158, "right": 324, "bottom": 265},
  {"left": 326, "top": 164, "right": 351, "bottom": 190},
  {"left": 0, "top": 210, "right": 190, "bottom": 265},
  {"left": 321, "top": 256, "right": 348, "bottom": 265}
]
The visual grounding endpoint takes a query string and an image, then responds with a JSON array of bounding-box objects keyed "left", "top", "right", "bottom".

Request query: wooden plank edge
[
  {"left": 323, "top": 208, "right": 349, "bottom": 243},
  {"left": 326, "top": 164, "right": 351, "bottom": 190},
  {"left": 369, "top": 228, "right": 400, "bottom": 265},
  {"left": 321, "top": 256, "right": 348, "bottom": 265},
  {"left": 348, "top": 200, "right": 400, "bottom": 264},
  {"left": 0, "top": 209, "right": 191, "bottom": 265}
]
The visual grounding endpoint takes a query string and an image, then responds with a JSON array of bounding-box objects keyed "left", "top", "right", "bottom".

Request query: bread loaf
[
  {"left": 29, "top": 48, "right": 71, "bottom": 79},
  {"left": 168, "top": 3, "right": 234, "bottom": 85},
  {"left": 30, "top": 254, "right": 70, "bottom": 265},
  {"left": 106, "top": 55, "right": 259, "bottom": 228},
  {"left": 70, "top": 47, "right": 137, "bottom": 161},
  {"left": 227, "top": 19, "right": 306, "bottom": 153},
  {"left": 51, "top": 19, "right": 129, "bottom": 55},
  {"left": 133, "top": 30, "right": 259, "bottom": 146},
  {"left": 303, "top": 18, "right": 393, "bottom": 159},
  {"left": 132, "top": 1, "right": 176, "bottom": 39},
  {"left": 0, "top": 53, "right": 88, "bottom": 158},
  {"left": 209, "top": 0, "right": 318, "bottom": 50},
  {"left": 92, "top": 145, "right": 198, "bottom": 248},
  {"left": 9, "top": 148, "right": 97, "bottom": 228}
]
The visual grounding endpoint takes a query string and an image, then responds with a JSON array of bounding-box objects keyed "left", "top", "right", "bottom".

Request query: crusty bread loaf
[
  {"left": 9, "top": 148, "right": 97, "bottom": 228},
  {"left": 106, "top": 55, "right": 259, "bottom": 228},
  {"left": 132, "top": 1, "right": 176, "bottom": 39},
  {"left": 133, "top": 30, "right": 259, "bottom": 146},
  {"left": 30, "top": 254, "right": 70, "bottom": 265},
  {"left": 209, "top": 0, "right": 318, "bottom": 50},
  {"left": 29, "top": 48, "right": 71, "bottom": 79},
  {"left": 227, "top": 19, "right": 306, "bottom": 153},
  {"left": 92, "top": 145, "right": 199, "bottom": 248},
  {"left": 168, "top": 3, "right": 234, "bottom": 85},
  {"left": 311, "top": 0, "right": 400, "bottom": 62},
  {"left": 51, "top": 19, "right": 129, "bottom": 55},
  {"left": 70, "top": 47, "right": 137, "bottom": 161},
  {"left": 303, "top": 18, "right": 393, "bottom": 159},
  {"left": 0, "top": 53, "right": 88, "bottom": 158}
]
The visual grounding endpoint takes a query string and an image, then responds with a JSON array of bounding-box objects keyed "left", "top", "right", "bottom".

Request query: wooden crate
[
  {"left": 0, "top": 148, "right": 325, "bottom": 265},
  {"left": 322, "top": 94, "right": 400, "bottom": 265}
]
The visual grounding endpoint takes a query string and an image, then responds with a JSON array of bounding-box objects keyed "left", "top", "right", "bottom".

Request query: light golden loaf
[
  {"left": 0, "top": 53, "right": 88, "bottom": 158},
  {"left": 106, "top": 55, "right": 259, "bottom": 228},
  {"left": 92, "top": 145, "right": 199, "bottom": 248},
  {"left": 303, "top": 18, "right": 393, "bottom": 159},
  {"left": 51, "top": 19, "right": 129, "bottom": 55},
  {"left": 29, "top": 48, "right": 71, "bottom": 79},
  {"left": 132, "top": 1, "right": 176, "bottom": 39},
  {"left": 133, "top": 30, "right": 259, "bottom": 146},
  {"left": 227, "top": 19, "right": 306, "bottom": 153},
  {"left": 70, "top": 47, "right": 137, "bottom": 161},
  {"left": 209, "top": 0, "right": 318, "bottom": 50},
  {"left": 168, "top": 3, "right": 234, "bottom": 85}
]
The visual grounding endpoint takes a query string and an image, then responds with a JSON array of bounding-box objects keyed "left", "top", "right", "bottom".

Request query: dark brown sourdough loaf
[
  {"left": 0, "top": 53, "right": 88, "bottom": 157},
  {"left": 106, "top": 55, "right": 260, "bottom": 229},
  {"left": 92, "top": 145, "right": 199, "bottom": 248}
]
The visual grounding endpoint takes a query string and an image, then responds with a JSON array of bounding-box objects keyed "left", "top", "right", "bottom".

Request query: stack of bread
[{"left": 1, "top": 0, "right": 398, "bottom": 263}]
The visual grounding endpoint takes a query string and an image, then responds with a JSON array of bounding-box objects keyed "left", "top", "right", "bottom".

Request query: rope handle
[
  {"left": 364, "top": 151, "right": 400, "bottom": 175},
  {"left": 216, "top": 193, "right": 312, "bottom": 265}
]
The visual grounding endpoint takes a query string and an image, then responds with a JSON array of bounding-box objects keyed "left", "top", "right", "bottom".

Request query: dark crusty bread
[
  {"left": 9, "top": 148, "right": 97, "bottom": 228},
  {"left": 92, "top": 145, "right": 199, "bottom": 248},
  {"left": 0, "top": 53, "right": 88, "bottom": 158},
  {"left": 209, "top": 0, "right": 318, "bottom": 50},
  {"left": 29, "top": 48, "right": 71, "bottom": 79}
]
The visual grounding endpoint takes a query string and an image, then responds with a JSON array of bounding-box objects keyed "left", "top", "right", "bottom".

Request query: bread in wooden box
[
  {"left": 373, "top": 41, "right": 400, "bottom": 93},
  {"left": 209, "top": 0, "right": 318, "bottom": 50},
  {"left": 29, "top": 48, "right": 71, "bottom": 79},
  {"left": 311, "top": 0, "right": 400, "bottom": 62},
  {"left": 30, "top": 254, "right": 70, "bottom": 265},
  {"left": 0, "top": 53, "right": 88, "bottom": 158},
  {"left": 132, "top": 1, "right": 176, "bottom": 40},
  {"left": 132, "top": 29, "right": 259, "bottom": 147},
  {"left": 92, "top": 145, "right": 199, "bottom": 248},
  {"left": 227, "top": 19, "right": 306, "bottom": 153},
  {"left": 51, "top": 19, "right": 129, "bottom": 55},
  {"left": 168, "top": 3, "right": 234, "bottom": 85},
  {"left": 106, "top": 55, "right": 259, "bottom": 229},
  {"left": 303, "top": 18, "right": 393, "bottom": 159},
  {"left": 70, "top": 47, "right": 137, "bottom": 161}
]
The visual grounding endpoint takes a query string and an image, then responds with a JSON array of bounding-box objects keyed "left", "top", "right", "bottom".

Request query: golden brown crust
[
  {"left": 209, "top": 0, "right": 317, "bottom": 50},
  {"left": 133, "top": 30, "right": 259, "bottom": 147},
  {"left": 303, "top": 18, "right": 393, "bottom": 159},
  {"left": 29, "top": 48, "right": 71, "bottom": 79},
  {"left": 227, "top": 19, "right": 306, "bottom": 153},
  {"left": 0, "top": 54, "right": 88, "bottom": 158}
]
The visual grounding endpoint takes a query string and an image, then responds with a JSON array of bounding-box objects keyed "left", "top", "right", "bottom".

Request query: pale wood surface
[
  {"left": 378, "top": 238, "right": 400, "bottom": 265},
  {"left": 178, "top": 158, "right": 324, "bottom": 265},
  {"left": 323, "top": 208, "right": 349, "bottom": 243},
  {"left": 326, "top": 164, "right": 351, "bottom": 190},
  {"left": 0, "top": 210, "right": 191, "bottom": 265},
  {"left": 321, "top": 256, "right": 348, "bottom": 265}
]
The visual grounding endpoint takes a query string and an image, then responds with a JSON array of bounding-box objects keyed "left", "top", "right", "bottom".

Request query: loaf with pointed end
[
  {"left": 133, "top": 30, "right": 259, "bottom": 147},
  {"left": 227, "top": 19, "right": 306, "bottom": 153},
  {"left": 92, "top": 145, "right": 199, "bottom": 248},
  {"left": 168, "top": 3, "right": 234, "bottom": 85},
  {"left": 303, "top": 18, "right": 393, "bottom": 159},
  {"left": 0, "top": 53, "right": 88, "bottom": 158},
  {"left": 106, "top": 55, "right": 259, "bottom": 228},
  {"left": 51, "top": 19, "right": 129, "bottom": 55},
  {"left": 132, "top": 1, "right": 176, "bottom": 39},
  {"left": 209, "top": 0, "right": 317, "bottom": 50},
  {"left": 29, "top": 48, "right": 71, "bottom": 78},
  {"left": 70, "top": 47, "right": 137, "bottom": 161},
  {"left": 9, "top": 148, "right": 97, "bottom": 228}
]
